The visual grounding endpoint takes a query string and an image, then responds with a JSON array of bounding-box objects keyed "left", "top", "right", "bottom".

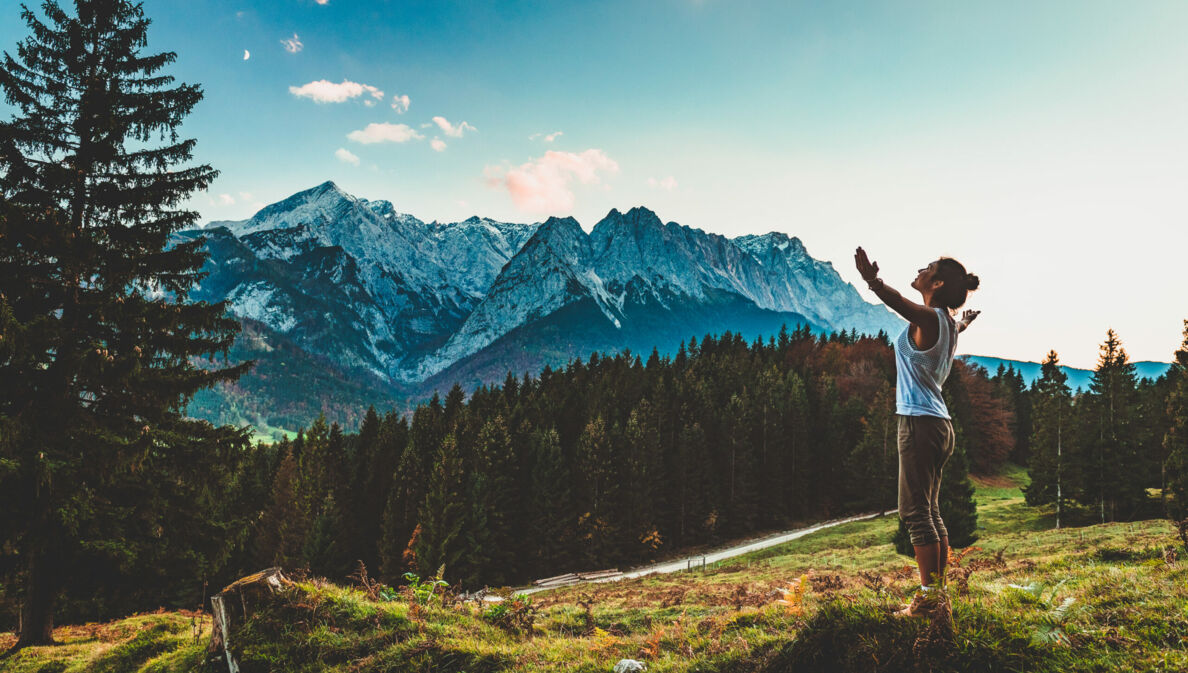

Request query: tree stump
[{"left": 206, "top": 568, "right": 289, "bottom": 673}]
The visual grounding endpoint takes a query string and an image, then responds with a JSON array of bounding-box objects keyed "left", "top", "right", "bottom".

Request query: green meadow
[{"left": 5, "top": 467, "right": 1184, "bottom": 673}]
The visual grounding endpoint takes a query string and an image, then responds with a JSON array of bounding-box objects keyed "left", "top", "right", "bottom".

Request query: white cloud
[
  {"left": 432, "top": 116, "right": 476, "bottom": 138},
  {"left": 485, "top": 149, "right": 619, "bottom": 214},
  {"left": 391, "top": 94, "right": 410, "bottom": 114},
  {"left": 289, "top": 79, "right": 385, "bottom": 103},
  {"left": 335, "top": 147, "right": 360, "bottom": 165},
  {"left": 430, "top": 138, "right": 447, "bottom": 152},
  {"left": 218, "top": 193, "right": 235, "bottom": 205},
  {"left": 346, "top": 122, "right": 424, "bottom": 144},
  {"left": 281, "top": 33, "right": 303, "bottom": 53},
  {"left": 647, "top": 176, "right": 678, "bottom": 190},
  {"left": 529, "top": 130, "right": 563, "bottom": 142},
  {"left": 316, "top": 0, "right": 330, "bottom": 4},
  {"left": 238, "top": 191, "right": 254, "bottom": 201}
]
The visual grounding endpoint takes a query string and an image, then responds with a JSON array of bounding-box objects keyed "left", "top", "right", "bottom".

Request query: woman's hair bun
[{"left": 965, "top": 273, "right": 980, "bottom": 291}]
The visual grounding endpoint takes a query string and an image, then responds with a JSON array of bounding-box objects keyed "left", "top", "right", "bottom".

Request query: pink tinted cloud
[{"left": 487, "top": 149, "right": 619, "bottom": 214}]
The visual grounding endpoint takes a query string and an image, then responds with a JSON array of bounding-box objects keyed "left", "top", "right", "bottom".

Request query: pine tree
[
  {"left": 576, "top": 414, "right": 622, "bottom": 565},
  {"left": 528, "top": 426, "right": 576, "bottom": 576},
  {"left": 413, "top": 433, "right": 469, "bottom": 584},
  {"left": 724, "top": 392, "right": 761, "bottom": 534},
  {"left": 1082, "top": 330, "right": 1143, "bottom": 522},
  {"left": 1164, "top": 321, "right": 1188, "bottom": 521},
  {"left": 378, "top": 398, "right": 441, "bottom": 581},
  {"left": 995, "top": 366, "right": 1032, "bottom": 465},
  {"left": 355, "top": 410, "right": 405, "bottom": 572},
  {"left": 344, "top": 406, "right": 381, "bottom": 570},
  {"left": 947, "top": 361, "right": 1015, "bottom": 475},
  {"left": 843, "top": 382, "right": 897, "bottom": 512},
  {"left": 303, "top": 493, "right": 352, "bottom": 579},
  {"left": 0, "top": 0, "right": 248, "bottom": 646},
  {"left": 295, "top": 414, "right": 333, "bottom": 526},
  {"left": 1024, "top": 351, "right": 1073, "bottom": 527},
  {"left": 625, "top": 398, "right": 664, "bottom": 556},
  {"left": 465, "top": 414, "right": 519, "bottom": 586},
  {"left": 254, "top": 446, "right": 307, "bottom": 569}
]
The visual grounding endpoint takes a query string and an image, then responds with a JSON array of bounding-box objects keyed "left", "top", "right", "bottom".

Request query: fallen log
[
  {"left": 576, "top": 569, "right": 620, "bottom": 580},
  {"left": 533, "top": 572, "right": 579, "bottom": 585}
]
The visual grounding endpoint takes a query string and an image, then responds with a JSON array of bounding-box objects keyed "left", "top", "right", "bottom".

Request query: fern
[
  {"left": 775, "top": 573, "right": 810, "bottom": 616},
  {"left": 1007, "top": 579, "right": 1078, "bottom": 647}
]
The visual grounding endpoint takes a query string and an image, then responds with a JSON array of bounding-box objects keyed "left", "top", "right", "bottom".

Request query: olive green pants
[{"left": 897, "top": 414, "right": 955, "bottom": 546}]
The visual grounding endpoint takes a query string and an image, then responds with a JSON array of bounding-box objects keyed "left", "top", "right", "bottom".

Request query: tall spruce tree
[
  {"left": 1165, "top": 321, "right": 1188, "bottom": 521},
  {"left": 1024, "top": 351, "right": 1073, "bottom": 528},
  {"left": 378, "top": 395, "right": 441, "bottom": 581},
  {"left": 0, "top": 0, "right": 248, "bottom": 646},
  {"left": 1083, "top": 330, "right": 1143, "bottom": 522},
  {"left": 414, "top": 432, "right": 469, "bottom": 583},
  {"left": 528, "top": 426, "right": 576, "bottom": 576},
  {"left": 465, "top": 414, "right": 519, "bottom": 586}
]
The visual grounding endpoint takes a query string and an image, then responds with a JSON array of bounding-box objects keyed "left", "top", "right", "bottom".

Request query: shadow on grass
[{"left": 756, "top": 597, "right": 1070, "bottom": 673}]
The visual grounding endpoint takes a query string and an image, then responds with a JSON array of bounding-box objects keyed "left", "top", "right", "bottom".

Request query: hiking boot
[{"left": 894, "top": 588, "right": 941, "bottom": 619}]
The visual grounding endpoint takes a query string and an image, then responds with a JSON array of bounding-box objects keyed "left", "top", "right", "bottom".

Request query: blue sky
[{"left": 3, "top": 0, "right": 1187, "bottom": 368}]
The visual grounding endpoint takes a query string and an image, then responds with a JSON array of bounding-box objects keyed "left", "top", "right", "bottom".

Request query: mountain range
[
  {"left": 180, "top": 181, "right": 906, "bottom": 433},
  {"left": 959, "top": 355, "right": 1171, "bottom": 392}
]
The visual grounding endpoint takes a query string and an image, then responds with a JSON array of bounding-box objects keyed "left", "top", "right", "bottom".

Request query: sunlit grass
[{"left": 7, "top": 466, "right": 1185, "bottom": 672}]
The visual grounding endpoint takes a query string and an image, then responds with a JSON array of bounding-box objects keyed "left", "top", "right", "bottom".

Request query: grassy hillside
[{"left": 4, "top": 467, "right": 1185, "bottom": 672}]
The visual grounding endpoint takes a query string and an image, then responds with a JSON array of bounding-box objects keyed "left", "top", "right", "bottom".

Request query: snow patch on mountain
[{"left": 228, "top": 281, "right": 296, "bottom": 333}]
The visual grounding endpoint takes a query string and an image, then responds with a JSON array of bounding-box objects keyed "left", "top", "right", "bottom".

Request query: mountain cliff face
[
  {"left": 193, "top": 181, "right": 539, "bottom": 380},
  {"left": 181, "top": 182, "right": 902, "bottom": 428},
  {"left": 412, "top": 206, "right": 902, "bottom": 381}
]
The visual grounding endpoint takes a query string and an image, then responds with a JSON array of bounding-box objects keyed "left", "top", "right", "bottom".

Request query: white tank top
[{"left": 893, "top": 306, "right": 958, "bottom": 419}]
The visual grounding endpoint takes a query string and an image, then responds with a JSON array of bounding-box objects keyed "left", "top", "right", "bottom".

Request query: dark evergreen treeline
[
  {"left": 1025, "top": 326, "right": 1186, "bottom": 526},
  {"left": 246, "top": 325, "right": 1016, "bottom": 590}
]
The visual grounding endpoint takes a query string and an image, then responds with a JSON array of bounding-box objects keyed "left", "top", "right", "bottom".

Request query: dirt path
[{"left": 500, "top": 508, "right": 897, "bottom": 599}]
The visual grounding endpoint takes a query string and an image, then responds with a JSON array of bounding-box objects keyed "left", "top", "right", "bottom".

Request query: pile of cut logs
[{"left": 532, "top": 568, "right": 621, "bottom": 589}]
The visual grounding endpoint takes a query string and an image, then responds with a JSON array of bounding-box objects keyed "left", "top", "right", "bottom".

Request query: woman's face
[{"left": 911, "top": 260, "right": 941, "bottom": 294}]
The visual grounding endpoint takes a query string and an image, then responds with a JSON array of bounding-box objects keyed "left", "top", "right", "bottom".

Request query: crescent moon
[{"left": 243, "top": 50, "right": 251, "bottom": 61}]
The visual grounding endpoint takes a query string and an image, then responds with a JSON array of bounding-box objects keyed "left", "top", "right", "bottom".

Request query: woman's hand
[
  {"left": 854, "top": 246, "right": 936, "bottom": 330},
  {"left": 854, "top": 247, "right": 879, "bottom": 282},
  {"left": 957, "top": 309, "right": 981, "bottom": 333}
]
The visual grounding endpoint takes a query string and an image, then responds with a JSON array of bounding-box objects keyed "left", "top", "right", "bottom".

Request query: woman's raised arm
[{"left": 854, "top": 247, "right": 937, "bottom": 329}]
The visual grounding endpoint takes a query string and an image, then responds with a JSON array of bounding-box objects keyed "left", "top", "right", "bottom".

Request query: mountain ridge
[{"left": 180, "top": 182, "right": 905, "bottom": 429}]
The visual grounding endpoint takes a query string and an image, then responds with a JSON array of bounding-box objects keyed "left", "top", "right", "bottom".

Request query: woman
[{"left": 854, "top": 247, "right": 980, "bottom": 619}]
